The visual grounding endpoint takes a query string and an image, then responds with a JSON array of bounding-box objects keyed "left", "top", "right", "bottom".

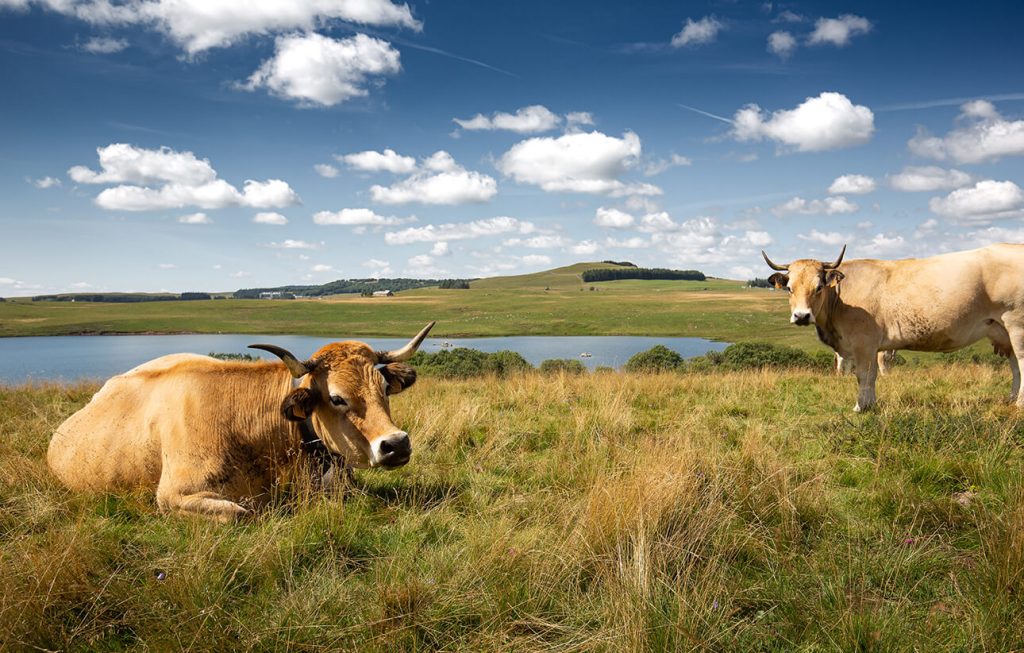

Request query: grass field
[
  {"left": 2, "top": 366, "right": 1023, "bottom": 651},
  {"left": 0, "top": 263, "right": 818, "bottom": 349}
]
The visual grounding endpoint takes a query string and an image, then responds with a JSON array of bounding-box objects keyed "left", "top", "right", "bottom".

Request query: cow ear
[
  {"left": 281, "top": 387, "right": 318, "bottom": 422},
  {"left": 768, "top": 272, "right": 789, "bottom": 289},
  {"left": 826, "top": 269, "right": 845, "bottom": 287},
  {"left": 381, "top": 363, "right": 417, "bottom": 395}
]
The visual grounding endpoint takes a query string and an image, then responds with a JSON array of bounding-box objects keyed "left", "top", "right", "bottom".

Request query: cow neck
[
  {"left": 814, "top": 283, "right": 844, "bottom": 351},
  {"left": 298, "top": 417, "right": 343, "bottom": 473}
]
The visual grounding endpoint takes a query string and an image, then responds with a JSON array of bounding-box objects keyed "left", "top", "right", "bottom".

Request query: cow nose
[
  {"left": 791, "top": 311, "right": 812, "bottom": 326},
  {"left": 377, "top": 431, "right": 411, "bottom": 467}
]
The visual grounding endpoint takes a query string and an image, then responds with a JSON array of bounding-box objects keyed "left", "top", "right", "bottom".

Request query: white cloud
[
  {"left": 671, "top": 16, "right": 724, "bottom": 48},
  {"left": 860, "top": 233, "right": 906, "bottom": 256},
  {"left": 888, "top": 166, "right": 973, "bottom": 192},
  {"left": 253, "top": 212, "right": 288, "bottom": 225},
  {"left": 313, "top": 207, "right": 412, "bottom": 226},
  {"left": 314, "top": 163, "right": 339, "bottom": 178},
  {"left": 338, "top": 147, "right": 416, "bottom": 173},
  {"left": 384, "top": 216, "right": 535, "bottom": 244},
  {"left": 72, "top": 144, "right": 300, "bottom": 212},
  {"left": 177, "top": 211, "right": 211, "bottom": 224},
  {"left": 32, "top": 176, "right": 61, "bottom": 189},
  {"left": 69, "top": 281, "right": 93, "bottom": 289},
  {"left": 70, "top": 143, "right": 216, "bottom": 185},
  {"left": 767, "top": 31, "right": 796, "bottom": 58},
  {"left": 81, "top": 36, "right": 127, "bottom": 53},
  {"left": 12, "top": 0, "right": 421, "bottom": 55},
  {"left": 828, "top": 174, "right": 876, "bottom": 195},
  {"left": 797, "top": 229, "right": 846, "bottom": 246},
  {"left": 503, "top": 234, "right": 570, "bottom": 249},
  {"left": 643, "top": 153, "right": 691, "bottom": 176},
  {"left": 244, "top": 33, "right": 401, "bottom": 107},
  {"left": 566, "top": 112, "right": 595, "bottom": 130},
  {"left": 594, "top": 207, "right": 635, "bottom": 229},
  {"left": 637, "top": 211, "right": 681, "bottom": 233},
  {"left": 157, "top": 263, "right": 177, "bottom": 269},
  {"left": 229, "top": 270, "right": 251, "bottom": 278},
  {"left": 498, "top": 130, "right": 660, "bottom": 196},
  {"left": 907, "top": 101, "right": 1024, "bottom": 164},
  {"left": 311, "top": 263, "right": 334, "bottom": 273},
  {"left": 775, "top": 10, "right": 805, "bottom": 23},
  {"left": 928, "top": 180, "right": 1024, "bottom": 223},
  {"left": 363, "top": 258, "right": 393, "bottom": 277},
  {"left": 772, "top": 195, "right": 858, "bottom": 217},
  {"left": 370, "top": 152, "right": 497, "bottom": 205},
  {"left": 269, "top": 239, "right": 321, "bottom": 249},
  {"left": 808, "top": 14, "right": 872, "bottom": 47},
  {"left": 605, "top": 236, "right": 651, "bottom": 249},
  {"left": 520, "top": 254, "right": 551, "bottom": 266},
  {"left": 430, "top": 241, "right": 450, "bottom": 257},
  {"left": 732, "top": 92, "right": 875, "bottom": 152},
  {"left": 453, "top": 105, "right": 562, "bottom": 133},
  {"left": 571, "top": 240, "right": 599, "bottom": 255}
]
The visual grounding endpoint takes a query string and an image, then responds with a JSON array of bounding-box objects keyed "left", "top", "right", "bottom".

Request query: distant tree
[
  {"left": 602, "top": 260, "right": 637, "bottom": 267},
  {"left": 625, "top": 345, "right": 684, "bottom": 373},
  {"left": 582, "top": 267, "right": 705, "bottom": 283},
  {"left": 438, "top": 279, "right": 471, "bottom": 289},
  {"left": 747, "top": 278, "right": 773, "bottom": 288},
  {"left": 180, "top": 292, "right": 212, "bottom": 300}
]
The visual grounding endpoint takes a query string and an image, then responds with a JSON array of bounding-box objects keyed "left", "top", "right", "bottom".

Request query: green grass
[
  {"left": 2, "top": 367, "right": 1023, "bottom": 651},
  {"left": 0, "top": 263, "right": 813, "bottom": 347}
]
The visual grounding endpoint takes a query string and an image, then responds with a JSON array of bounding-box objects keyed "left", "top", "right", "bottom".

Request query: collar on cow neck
[{"left": 298, "top": 418, "right": 343, "bottom": 472}]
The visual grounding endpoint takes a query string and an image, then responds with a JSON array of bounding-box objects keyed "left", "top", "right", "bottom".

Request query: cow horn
[
  {"left": 823, "top": 244, "right": 847, "bottom": 270},
  {"left": 378, "top": 321, "right": 436, "bottom": 363},
  {"left": 761, "top": 250, "right": 789, "bottom": 271},
  {"left": 248, "top": 344, "right": 313, "bottom": 378}
]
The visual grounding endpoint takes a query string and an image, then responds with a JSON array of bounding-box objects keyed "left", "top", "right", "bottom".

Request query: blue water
[{"left": 0, "top": 334, "right": 728, "bottom": 384}]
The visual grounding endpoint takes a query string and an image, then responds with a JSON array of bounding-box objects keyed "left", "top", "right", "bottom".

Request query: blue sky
[{"left": 1, "top": 0, "right": 1023, "bottom": 295}]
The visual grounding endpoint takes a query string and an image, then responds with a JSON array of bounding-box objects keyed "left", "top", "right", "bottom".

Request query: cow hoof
[{"left": 853, "top": 404, "right": 863, "bottom": 413}]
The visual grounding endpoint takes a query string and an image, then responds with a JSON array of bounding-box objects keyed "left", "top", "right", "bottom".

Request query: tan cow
[
  {"left": 762, "top": 244, "right": 1024, "bottom": 411},
  {"left": 47, "top": 322, "right": 435, "bottom": 521}
]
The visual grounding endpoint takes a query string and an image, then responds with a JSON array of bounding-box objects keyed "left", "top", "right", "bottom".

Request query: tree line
[
  {"left": 32, "top": 292, "right": 213, "bottom": 303},
  {"left": 581, "top": 267, "right": 706, "bottom": 283}
]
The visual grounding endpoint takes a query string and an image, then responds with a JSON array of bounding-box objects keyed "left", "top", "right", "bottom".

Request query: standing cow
[
  {"left": 762, "top": 244, "right": 1024, "bottom": 411},
  {"left": 48, "top": 322, "right": 436, "bottom": 521}
]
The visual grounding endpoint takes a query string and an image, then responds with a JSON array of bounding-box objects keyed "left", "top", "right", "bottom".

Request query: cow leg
[
  {"left": 877, "top": 351, "right": 890, "bottom": 376},
  {"left": 988, "top": 322, "right": 1020, "bottom": 402},
  {"left": 852, "top": 350, "right": 879, "bottom": 412},
  {"left": 157, "top": 485, "right": 249, "bottom": 523},
  {"left": 1005, "top": 323, "right": 1024, "bottom": 407}
]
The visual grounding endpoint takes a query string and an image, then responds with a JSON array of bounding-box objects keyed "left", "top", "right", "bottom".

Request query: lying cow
[
  {"left": 762, "top": 244, "right": 1024, "bottom": 411},
  {"left": 47, "top": 322, "right": 435, "bottom": 521},
  {"left": 835, "top": 350, "right": 897, "bottom": 376}
]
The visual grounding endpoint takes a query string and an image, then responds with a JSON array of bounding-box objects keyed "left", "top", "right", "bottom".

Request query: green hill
[{"left": 470, "top": 262, "right": 636, "bottom": 290}]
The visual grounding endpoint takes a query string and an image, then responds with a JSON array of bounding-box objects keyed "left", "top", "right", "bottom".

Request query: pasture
[{"left": 2, "top": 366, "right": 1023, "bottom": 651}]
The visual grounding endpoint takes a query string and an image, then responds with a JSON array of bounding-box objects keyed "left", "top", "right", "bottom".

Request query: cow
[
  {"left": 47, "top": 322, "right": 436, "bottom": 521},
  {"left": 762, "top": 244, "right": 1024, "bottom": 411},
  {"left": 835, "top": 350, "right": 897, "bottom": 376}
]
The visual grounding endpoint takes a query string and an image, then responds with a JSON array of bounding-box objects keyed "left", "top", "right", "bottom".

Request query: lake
[{"left": 0, "top": 334, "right": 728, "bottom": 384}]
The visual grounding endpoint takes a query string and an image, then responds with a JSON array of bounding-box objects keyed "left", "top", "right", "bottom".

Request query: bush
[
  {"left": 624, "top": 345, "right": 684, "bottom": 373},
  {"left": 747, "top": 278, "right": 773, "bottom": 288},
  {"left": 408, "top": 348, "right": 489, "bottom": 378},
  {"left": 208, "top": 352, "right": 260, "bottom": 362},
  {"left": 539, "top": 359, "right": 586, "bottom": 375},
  {"left": 683, "top": 342, "right": 826, "bottom": 372},
  {"left": 941, "top": 348, "right": 1006, "bottom": 367},
  {"left": 483, "top": 350, "right": 533, "bottom": 376}
]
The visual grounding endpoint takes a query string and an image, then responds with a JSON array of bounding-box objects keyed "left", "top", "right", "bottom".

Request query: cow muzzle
[
  {"left": 791, "top": 310, "right": 812, "bottom": 326},
  {"left": 373, "top": 431, "right": 412, "bottom": 468}
]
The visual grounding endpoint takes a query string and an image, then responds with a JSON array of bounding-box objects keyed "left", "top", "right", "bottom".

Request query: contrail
[
  {"left": 878, "top": 92, "right": 1024, "bottom": 112},
  {"left": 390, "top": 37, "right": 520, "bottom": 79},
  {"left": 678, "top": 104, "right": 734, "bottom": 124}
]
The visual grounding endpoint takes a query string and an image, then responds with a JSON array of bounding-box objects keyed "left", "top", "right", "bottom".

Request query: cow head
[
  {"left": 249, "top": 321, "right": 435, "bottom": 469},
  {"left": 762, "top": 246, "right": 846, "bottom": 326}
]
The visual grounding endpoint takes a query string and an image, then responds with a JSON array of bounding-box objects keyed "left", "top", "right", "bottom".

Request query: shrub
[
  {"left": 540, "top": 359, "right": 587, "bottom": 375},
  {"left": 747, "top": 278, "right": 773, "bottom": 288},
  {"left": 407, "top": 348, "right": 489, "bottom": 378},
  {"left": 208, "top": 352, "right": 260, "bottom": 362},
  {"left": 718, "top": 342, "right": 815, "bottom": 370},
  {"left": 483, "top": 350, "right": 533, "bottom": 376},
  {"left": 624, "top": 345, "right": 684, "bottom": 373},
  {"left": 941, "top": 348, "right": 1006, "bottom": 367}
]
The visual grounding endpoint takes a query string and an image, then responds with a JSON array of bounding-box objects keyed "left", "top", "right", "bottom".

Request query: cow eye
[{"left": 330, "top": 394, "right": 348, "bottom": 407}]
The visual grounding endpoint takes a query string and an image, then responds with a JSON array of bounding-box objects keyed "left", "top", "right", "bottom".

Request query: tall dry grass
[{"left": 1, "top": 366, "right": 1023, "bottom": 651}]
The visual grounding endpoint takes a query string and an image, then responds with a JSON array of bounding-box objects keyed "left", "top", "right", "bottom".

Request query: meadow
[
  {"left": 2, "top": 365, "right": 1023, "bottom": 651},
  {"left": 0, "top": 264, "right": 812, "bottom": 348}
]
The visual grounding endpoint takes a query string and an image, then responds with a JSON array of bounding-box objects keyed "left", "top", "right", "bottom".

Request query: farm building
[{"left": 372, "top": 290, "right": 394, "bottom": 297}]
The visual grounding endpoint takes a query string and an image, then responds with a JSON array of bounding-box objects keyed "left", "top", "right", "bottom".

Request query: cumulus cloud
[
  {"left": 430, "top": 241, "right": 450, "bottom": 257},
  {"left": 860, "top": 233, "right": 906, "bottom": 257},
  {"left": 605, "top": 236, "right": 651, "bottom": 249},
  {"left": 453, "top": 105, "right": 562, "bottom": 133},
  {"left": 81, "top": 36, "right": 128, "bottom": 53},
  {"left": 269, "top": 239, "right": 321, "bottom": 249},
  {"left": 32, "top": 176, "right": 61, "bottom": 189},
  {"left": 253, "top": 212, "right": 288, "bottom": 225},
  {"left": 244, "top": 33, "right": 401, "bottom": 107},
  {"left": 8, "top": 0, "right": 421, "bottom": 55},
  {"left": 772, "top": 195, "right": 858, "bottom": 217},
  {"left": 928, "top": 180, "right": 1024, "bottom": 223},
  {"left": 671, "top": 16, "right": 724, "bottom": 47},
  {"left": 503, "top": 234, "right": 570, "bottom": 249},
  {"left": 497, "top": 130, "right": 660, "bottom": 196},
  {"left": 566, "top": 112, "right": 595, "bottom": 130},
  {"left": 314, "top": 163, "right": 339, "bottom": 178},
  {"left": 643, "top": 153, "right": 691, "bottom": 177},
  {"left": 363, "top": 258, "right": 393, "bottom": 276},
  {"left": 311, "top": 263, "right": 334, "bottom": 273},
  {"left": 312, "top": 207, "right": 412, "bottom": 226},
  {"left": 887, "top": 166, "right": 973, "bottom": 192},
  {"left": 370, "top": 151, "right": 497, "bottom": 205},
  {"left": 594, "top": 207, "right": 635, "bottom": 229},
  {"left": 767, "top": 30, "right": 796, "bottom": 58},
  {"left": 732, "top": 92, "right": 875, "bottom": 152},
  {"left": 71, "top": 143, "right": 300, "bottom": 212},
  {"left": 338, "top": 147, "right": 417, "bottom": 174},
  {"left": 177, "top": 211, "right": 210, "bottom": 224},
  {"left": 798, "top": 229, "right": 846, "bottom": 246},
  {"left": 828, "top": 174, "right": 876, "bottom": 195},
  {"left": 384, "top": 216, "right": 535, "bottom": 244},
  {"left": 571, "top": 240, "right": 599, "bottom": 255},
  {"left": 808, "top": 14, "right": 872, "bottom": 47},
  {"left": 907, "top": 100, "right": 1024, "bottom": 164}
]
